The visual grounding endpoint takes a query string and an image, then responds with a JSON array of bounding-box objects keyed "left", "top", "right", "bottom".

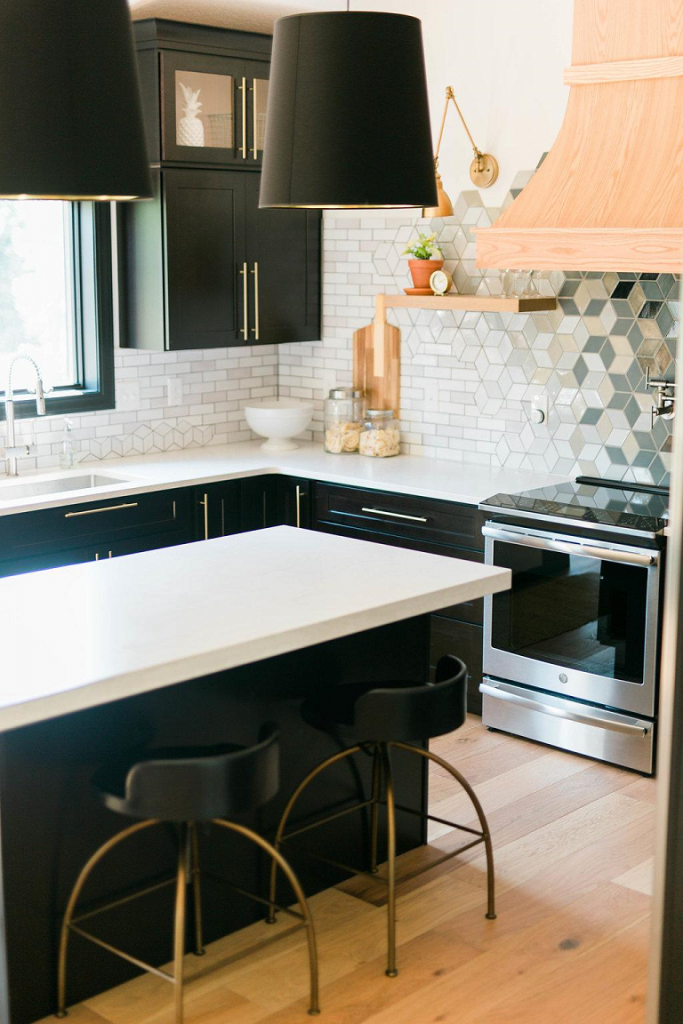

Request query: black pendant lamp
[
  {"left": 0, "top": 0, "right": 152, "bottom": 200},
  {"left": 260, "top": 11, "right": 437, "bottom": 209}
]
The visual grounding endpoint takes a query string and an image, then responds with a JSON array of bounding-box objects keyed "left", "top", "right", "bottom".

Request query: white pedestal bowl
[{"left": 244, "top": 399, "right": 314, "bottom": 452}]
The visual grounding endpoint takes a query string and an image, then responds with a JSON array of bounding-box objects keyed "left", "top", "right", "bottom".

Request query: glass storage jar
[
  {"left": 324, "top": 387, "right": 365, "bottom": 453},
  {"left": 359, "top": 409, "right": 400, "bottom": 458}
]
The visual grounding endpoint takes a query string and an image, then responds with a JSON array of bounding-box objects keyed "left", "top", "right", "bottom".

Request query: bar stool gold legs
[
  {"left": 212, "top": 819, "right": 320, "bottom": 1016},
  {"left": 173, "top": 824, "right": 188, "bottom": 1024},
  {"left": 266, "top": 744, "right": 362, "bottom": 925},
  {"left": 189, "top": 824, "right": 205, "bottom": 956},
  {"left": 56, "top": 818, "right": 160, "bottom": 1019},
  {"left": 380, "top": 744, "right": 398, "bottom": 977},
  {"left": 57, "top": 818, "right": 320, "bottom": 1020},
  {"left": 391, "top": 740, "right": 496, "bottom": 920},
  {"left": 369, "top": 746, "right": 381, "bottom": 874},
  {"left": 267, "top": 739, "right": 496, "bottom": 979}
]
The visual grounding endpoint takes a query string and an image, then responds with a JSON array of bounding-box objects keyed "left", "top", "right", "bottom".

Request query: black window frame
[{"left": 0, "top": 201, "right": 115, "bottom": 421}]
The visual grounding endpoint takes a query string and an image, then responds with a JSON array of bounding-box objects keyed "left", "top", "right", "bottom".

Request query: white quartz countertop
[
  {"left": 0, "top": 526, "right": 510, "bottom": 732},
  {"left": 0, "top": 441, "right": 569, "bottom": 516}
]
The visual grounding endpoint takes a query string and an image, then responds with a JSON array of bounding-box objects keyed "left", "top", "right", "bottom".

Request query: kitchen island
[{"left": 0, "top": 527, "right": 509, "bottom": 1023}]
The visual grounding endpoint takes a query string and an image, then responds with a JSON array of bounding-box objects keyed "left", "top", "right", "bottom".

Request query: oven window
[{"left": 490, "top": 543, "right": 647, "bottom": 684}]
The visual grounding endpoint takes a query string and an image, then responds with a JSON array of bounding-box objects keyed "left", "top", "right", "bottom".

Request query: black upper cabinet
[
  {"left": 132, "top": 19, "right": 272, "bottom": 166},
  {"left": 165, "top": 168, "right": 247, "bottom": 350},
  {"left": 120, "top": 168, "right": 247, "bottom": 351},
  {"left": 121, "top": 19, "right": 321, "bottom": 351},
  {"left": 245, "top": 177, "right": 321, "bottom": 345}
]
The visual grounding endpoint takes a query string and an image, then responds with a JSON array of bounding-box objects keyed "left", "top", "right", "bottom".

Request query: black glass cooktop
[{"left": 481, "top": 476, "right": 669, "bottom": 536}]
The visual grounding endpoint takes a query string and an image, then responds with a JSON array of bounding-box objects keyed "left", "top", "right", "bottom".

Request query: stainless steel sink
[{"left": 0, "top": 473, "right": 131, "bottom": 502}]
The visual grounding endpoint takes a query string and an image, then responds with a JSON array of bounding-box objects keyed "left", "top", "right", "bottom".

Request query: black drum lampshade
[
  {"left": 0, "top": 0, "right": 152, "bottom": 200},
  {"left": 260, "top": 12, "right": 437, "bottom": 209}
]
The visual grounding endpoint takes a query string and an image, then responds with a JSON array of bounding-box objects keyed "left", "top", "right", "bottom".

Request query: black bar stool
[
  {"left": 56, "top": 726, "right": 320, "bottom": 1021},
  {"left": 266, "top": 656, "right": 495, "bottom": 978}
]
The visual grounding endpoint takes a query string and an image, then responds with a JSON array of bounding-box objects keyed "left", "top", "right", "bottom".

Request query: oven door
[{"left": 482, "top": 522, "right": 661, "bottom": 718}]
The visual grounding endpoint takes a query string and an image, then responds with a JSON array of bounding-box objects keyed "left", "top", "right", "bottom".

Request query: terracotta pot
[{"left": 408, "top": 258, "right": 444, "bottom": 290}]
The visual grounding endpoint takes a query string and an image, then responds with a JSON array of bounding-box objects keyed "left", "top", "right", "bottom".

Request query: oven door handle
[
  {"left": 480, "top": 681, "right": 651, "bottom": 737},
  {"left": 481, "top": 524, "right": 658, "bottom": 568}
]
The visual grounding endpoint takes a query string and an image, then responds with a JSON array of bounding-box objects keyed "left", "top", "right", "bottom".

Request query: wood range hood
[{"left": 476, "top": 0, "right": 683, "bottom": 273}]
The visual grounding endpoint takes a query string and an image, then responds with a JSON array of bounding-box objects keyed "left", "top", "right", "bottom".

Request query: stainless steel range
[{"left": 479, "top": 477, "right": 668, "bottom": 774}]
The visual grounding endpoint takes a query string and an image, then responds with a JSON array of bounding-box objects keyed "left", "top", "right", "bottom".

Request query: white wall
[{"left": 343, "top": 0, "right": 574, "bottom": 209}]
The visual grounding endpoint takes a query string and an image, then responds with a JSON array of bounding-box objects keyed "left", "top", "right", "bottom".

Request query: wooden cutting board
[{"left": 352, "top": 295, "right": 401, "bottom": 417}]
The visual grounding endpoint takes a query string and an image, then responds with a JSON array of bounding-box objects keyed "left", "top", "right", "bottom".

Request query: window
[{"left": 0, "top": 200, "right": 114, "bottom": 418}]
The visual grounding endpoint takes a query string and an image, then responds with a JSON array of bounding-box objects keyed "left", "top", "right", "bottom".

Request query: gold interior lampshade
[{"left": 423, "top": 160, "right": 453, "bottom": 218}]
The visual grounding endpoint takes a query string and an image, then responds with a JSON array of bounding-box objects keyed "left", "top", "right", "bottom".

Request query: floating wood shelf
[{"left": 380, "top": 294, "right": 557, "bottom": 313}]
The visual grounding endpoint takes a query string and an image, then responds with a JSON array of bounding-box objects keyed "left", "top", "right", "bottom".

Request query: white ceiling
[{"left": 128, "top": 0, "right": 344, "bottom": 34}]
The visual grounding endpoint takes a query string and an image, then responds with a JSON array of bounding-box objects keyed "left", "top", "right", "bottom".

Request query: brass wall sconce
[{"left": 423, "top": 86, "right": 499, "bottom": 217}]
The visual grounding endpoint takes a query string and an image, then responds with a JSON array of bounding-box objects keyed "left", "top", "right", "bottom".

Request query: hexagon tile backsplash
[{"left": 279, "top": 164, "right": 679, "bottom": 486}]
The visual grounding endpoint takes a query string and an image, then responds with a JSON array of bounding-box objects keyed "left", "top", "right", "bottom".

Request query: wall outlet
[
  {"left": 529, "top": 393, "right": 548, "bottom": 426},
  {"left": 166, "top": 377, "right": 184, "bottom": 407},
  {"left": 118, "top": 379, "right": 140, "bottom": 411}
]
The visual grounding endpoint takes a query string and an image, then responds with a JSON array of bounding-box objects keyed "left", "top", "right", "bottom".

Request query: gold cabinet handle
[
  {"left": 250, "top": 262, "right": 260, "bottom": 341},
  {"left": 249, "top": 82, "right": 258, "bottom": 159},
  {"left": 241, "top": 76, "right": 248, "bottom": 158},
  {"left": 240, "top": 262, "right": 249, "bottom": 340},
  {"left": 360, "top": 507, "right": 428, "bottom": 523},
  {"left": 199, "top": 493, "right": 209, "bottom": 541},
  {"left": 65, "top": 502, "right": 138, "bottom": 518},
  {"left": 296, "top": 485, "right": 307, "bottom": 528}
]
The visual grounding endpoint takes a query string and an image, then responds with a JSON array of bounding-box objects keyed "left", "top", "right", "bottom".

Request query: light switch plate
[{"left": 118, "top": 379, "right": 140, "bottom": 411}]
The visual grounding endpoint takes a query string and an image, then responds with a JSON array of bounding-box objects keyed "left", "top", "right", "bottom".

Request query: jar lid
[
  {"left": 366, "top": 408, "right": 394, "bottom": 417},
  {"left": 329, "top": 387, "right": 363, "bottom": 399}
]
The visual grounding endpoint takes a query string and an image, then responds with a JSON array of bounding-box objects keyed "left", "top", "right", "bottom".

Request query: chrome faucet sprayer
[{"left": 3, "top": 354, "right": 47, "bottom": 476}]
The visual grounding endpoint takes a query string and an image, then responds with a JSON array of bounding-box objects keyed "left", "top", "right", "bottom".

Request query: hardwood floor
[{"left": 36, "top": 718, "right": 655, "bottom": 1024}]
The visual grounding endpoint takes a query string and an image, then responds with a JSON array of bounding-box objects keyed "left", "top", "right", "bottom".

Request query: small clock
[{"left": 429, "top": 269, "right": 453, "bottom": 296}]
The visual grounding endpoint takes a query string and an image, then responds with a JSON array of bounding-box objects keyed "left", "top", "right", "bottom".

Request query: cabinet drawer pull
[
  {"left": 249, "top": 81, "right": 258, "bottom": 159},
  {"left": 251, "top": 262, "right": 260, "bottom": 341},
  {"left": 238, "top": 77, "right": 247, "bottom": 158},
  {"left": 199, "top": 493, "right": 209, "bottom": 541},
  {"left": 65, "top": 502, "right": 139, "bottom": 518},
  {"left": 360, "top": 507, "right": 428, "bottom": 523},
  {"left": 240, "top": 262, "right": 249, "bottom": 340},
  {"left": 296, "top": 485, "right": 307, "bottom": 529}
]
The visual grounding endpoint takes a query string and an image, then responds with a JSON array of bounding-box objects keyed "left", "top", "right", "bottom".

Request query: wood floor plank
[
  {"left": 40, "top": 721, "right": 654, "bottom": 1024},
  {"left": 339, "top": 758, "right": 647, "bottom": 906},
  {"left": 620, "top": 777, "right": 658, "bottom": 805},
  {"left": 353, "top": 885, "right": 649, "bottom": 1024},
  {"left": 428, "top": 747, "right": 589, "bottom": 840},
  {"left": 614, "top": 857, "right": 654, "bottom": 896}
]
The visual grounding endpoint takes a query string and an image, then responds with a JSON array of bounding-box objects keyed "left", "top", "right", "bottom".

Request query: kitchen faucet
[{"left": 2, "top": 354, "right": 47, "bottom": 476}]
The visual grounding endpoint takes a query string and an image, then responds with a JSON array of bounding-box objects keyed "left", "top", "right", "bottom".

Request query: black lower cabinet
[
  {"left": 0, "top": 488, "right": 193, "bottom": 579},
  {"left": 276, "top": 476, "right": 311, "bottom": 528},
  {"left": 430, "top": 615, "right": 484, "bottom": 715},
  {"left": 239, "top": 475, "right": 312, "bottom": 531},
  {"left": 240, "top": 474, "right": 278, "bottom": 531},
  {"left": 312, "top": 481, "right": 486, "bottom": 714},
  {"left": 192, "top": 481, "right": 242, "bottom": 540}
]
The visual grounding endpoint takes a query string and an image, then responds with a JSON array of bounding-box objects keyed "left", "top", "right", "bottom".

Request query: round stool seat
[
  {"left": 301, "top": 656, "right": 467, "bottom": 743},
  {"left": 92, "top": 728, "right": 279, "bottom": 823}
]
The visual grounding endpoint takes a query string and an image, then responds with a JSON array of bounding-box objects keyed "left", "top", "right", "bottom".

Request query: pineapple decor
[{"left": 178, "top": 82, "right": 205, "bottom": 147}]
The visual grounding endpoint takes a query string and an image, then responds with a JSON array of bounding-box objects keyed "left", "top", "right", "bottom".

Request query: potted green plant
[{"left": 402, "top": 232, "right": 444, "bottom": 291}]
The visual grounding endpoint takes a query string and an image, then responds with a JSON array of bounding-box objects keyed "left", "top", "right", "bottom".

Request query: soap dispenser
[{"left": 59, "top": 417, "right": 75, "bottom": 470}]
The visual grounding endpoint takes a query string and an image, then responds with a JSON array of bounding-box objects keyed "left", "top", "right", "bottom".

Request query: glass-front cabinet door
[
  {"left": 250, "top": 74, "right": 270, "bottom": 161},
  {"left": 162, "top": 52, "right": 269, "bottom": 165}
]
